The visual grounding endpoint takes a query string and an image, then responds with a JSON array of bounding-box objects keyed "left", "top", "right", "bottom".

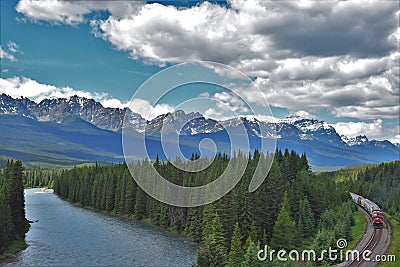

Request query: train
[{"left": 350, "top": 192, "right": 384, "bottom": 228}]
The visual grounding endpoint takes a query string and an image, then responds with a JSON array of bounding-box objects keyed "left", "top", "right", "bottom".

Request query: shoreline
[{"left": 0, "top": 238, "right": 27, "bottom": 263}]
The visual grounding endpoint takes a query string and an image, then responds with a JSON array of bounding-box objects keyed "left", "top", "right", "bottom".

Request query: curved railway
[{"left": 340, "top": 193, "right": 391, "bottom": 267}]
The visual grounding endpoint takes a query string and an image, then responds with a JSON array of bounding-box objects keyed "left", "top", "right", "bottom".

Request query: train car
[{"left": 349, "top": 192, "right": 384, "bottom": 228}]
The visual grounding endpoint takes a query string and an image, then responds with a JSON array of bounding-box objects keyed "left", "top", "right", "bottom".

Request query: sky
[{"left": 0, "top": 0, "right": 399, "bottom": 143}]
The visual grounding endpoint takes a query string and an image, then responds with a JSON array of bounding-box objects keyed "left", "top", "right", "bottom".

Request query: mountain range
[{"left": 0, "top": 93, "right": 398, "bottom": 170}]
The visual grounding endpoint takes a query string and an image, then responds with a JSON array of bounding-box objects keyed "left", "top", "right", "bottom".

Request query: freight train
[{"left": 350, "top": 192, "right": 384, "bottom": 228}]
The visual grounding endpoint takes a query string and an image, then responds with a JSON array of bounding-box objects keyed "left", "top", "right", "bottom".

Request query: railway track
[{"left": 346, "top": 228, "right": 383, "bottom": 267}]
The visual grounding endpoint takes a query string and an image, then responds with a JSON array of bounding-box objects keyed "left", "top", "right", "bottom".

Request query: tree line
[
  {"left": 324, "top": 160, "right": 400, "bottom": 220},
  {"left": 0, "top": 160, "right": 27, "bottom": 254},
  {"left": 53, "top": 150, "right": 358, "bottom": 266}
]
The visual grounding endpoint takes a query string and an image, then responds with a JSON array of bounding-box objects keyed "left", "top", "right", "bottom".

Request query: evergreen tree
[
  {"left": 242, "top": 238, "right": 261, "bottom": 267},
  {"left": 6, "top": 160, "right": 26, "bottom": 236},
  {"left": 298, "top": 197, "right": 315, "bottom": 238},
  {"left": 271, "top": 192, "right": 296, "bottom": 250},
  {"left": 196, "top": 213, "right": 227, "bottom": 267},
  {"left": 228, "top": 223, "right": 243, "bottom": 267},
  {"left": 0, "top": 160, "right": 27, "bottom": 253}
]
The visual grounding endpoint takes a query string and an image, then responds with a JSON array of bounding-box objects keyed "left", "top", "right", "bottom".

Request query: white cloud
[
  {"left": 101, "top": 98, "right": 128, "bottom": 109},
  {"left": 0, "top": 76, "right": 132, "bottom": 112},
  {"left": 0, "top": 76, "right": 175, "bottom": 120},
  {"left": 16, "top": 0, "right": 145, "bottom": 25},
  {"left": 0, "top": 76, "right": 96, "bottom": 102},
  {"left": 0, "top": 46, "right": 16, "bottom": 62},
  {"left": 204, "top": 107, "right": 233, "bottom": 121},
  {"left": 388, "top": 134, "right": 400, "bottom": 144},
  {"left": 128, "top": 98, "right": 174, "bottom": 120},
  {"left": 1, "top": 41, "right": 22, "bottom": 62},
  {"left": 332, "top": 120, "right": 384, "bottom": 139},
  {"left": 290, "top": 110, "right": 315, "bottom": 119},
  {"left": 253, "top": 52, "right": 400, "bottom": 119},
  {"left": 7, "top": 41, "right": 20, "bottom": 54}
]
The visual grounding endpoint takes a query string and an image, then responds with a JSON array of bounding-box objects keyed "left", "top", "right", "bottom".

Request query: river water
[{"left": 2, "top": 188, "right": 196, "bottom": 266}]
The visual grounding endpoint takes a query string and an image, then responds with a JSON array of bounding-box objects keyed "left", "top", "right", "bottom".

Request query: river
[{"left": 2, "top": 188, "right": 197, "bottom": 266}]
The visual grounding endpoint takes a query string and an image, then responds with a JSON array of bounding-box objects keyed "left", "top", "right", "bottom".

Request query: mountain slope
[
  {"left": 0, "top": 94, "right": 398, "bottom": 168},
  {"left": 0, "top": 115, "right": 123, "bottom": 166}
]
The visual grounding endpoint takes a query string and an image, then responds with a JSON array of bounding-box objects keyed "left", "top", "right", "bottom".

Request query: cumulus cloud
[
  {"left": 0, "top": 76, "right": 100, "bottom": 102},
  {"left": 101, "top": 98, "right": 128, "bottom": 109},
  {"left": 91, "top": 0, "right": 398, "bottom": 120},
  {"left": 128, "top": 98, "right": 173, "bottom": 120},
  {"left": 14, "top": 0, "right": 400, "bottom": 122},
  {"left": 16, "top": 0, "right": 145, "bottom": 24},
  {"left": 0, "top": 76, "right": 126, "bottom": 110},
  {"left": 254, "top": 52, "right": 400, "bottom": 119},
  {"left": 0, "top": 76, "right": 175, "bottom": 119},
  {"left": 332, "top": 120, "right": 384, "bottom": 139}
]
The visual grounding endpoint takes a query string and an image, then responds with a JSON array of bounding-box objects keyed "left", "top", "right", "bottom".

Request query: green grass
[
  {"left": 347, "top": 210, "right": 367, "bottom": 250},
  {"left": 381, "top": 213, "right": 399, "bottom": 267},
  {"left": 0, "top": 238, "right": 27, "bottom": 261}
]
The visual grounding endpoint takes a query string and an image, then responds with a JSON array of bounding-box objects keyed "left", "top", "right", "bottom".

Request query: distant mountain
[
  {"left": 0, "top": 94, "right": 399, "bottom": 168},
  {"left": 0, "top": 93, "right": 146, "bottom": 132}
]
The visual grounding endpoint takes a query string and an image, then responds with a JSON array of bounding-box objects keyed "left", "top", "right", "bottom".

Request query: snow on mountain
[
  {"left": 0, "top": 94, "right": 398, "bottom": 154},
  {"left": 0, "top": 94, "right": 36, "bottom": 119},
  {"left": 1, "top": 94, "right": 399, "bottom": 167},
  {"left": 0, "top": 94, "right": 145, "bottom": 132},
  {"left": 341, "top": 135, "right": 369, "bottom": 146}
]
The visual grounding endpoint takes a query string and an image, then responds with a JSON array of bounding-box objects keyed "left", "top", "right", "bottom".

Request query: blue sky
[{"left": 0, "top": 0, "right": 399, "bottom": 143}]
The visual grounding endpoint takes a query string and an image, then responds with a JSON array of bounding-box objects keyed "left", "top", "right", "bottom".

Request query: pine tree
[
  {"left": 134, "top": 187, "right": 146, "bottom": 220},
  {"left": 242, "top": 238, "right": 261, "bottom": 267},
  {"left": 264, "top": 160, "right": 287, "bottom": 239},
  {"left": 196, "top": 213, "right": 227, "bottom": 267},
  {"left": 6, "top": 160, "right": 26, "bottom": 236},
  {"left": 271, "top": 192, "right": 296, "bottom": 250},
  {"left": 298, "top": 197, "right": 315, "bottom": 238},
  {"left": 228, "top": 223, "right": 243, "bottom": 267}
]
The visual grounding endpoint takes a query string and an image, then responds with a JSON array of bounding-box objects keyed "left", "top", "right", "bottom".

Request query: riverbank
[
  {"left": 0, "top": 220, "right": 30, "bottom": 263},
  {"left": 0, "top": 239, "right": 27, "bottom": 262}
]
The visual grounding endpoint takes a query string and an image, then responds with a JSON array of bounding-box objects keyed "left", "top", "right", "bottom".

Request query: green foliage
[
  {"left": 242, "top": 239, "right": 261, "bottom": 267},
  {"left": 228, "top": 223, "right": 243, "bottom": 267},
  {"left": 298, "top": 197, "right": 315, "bottom": 238},
  {"left": 311, "top": 230, "right": 335, "bottom": 266},
  {"left": 196, "top": 213, "right": 227, "bottom": 267},
  {"left": 0, "top": 160, "right": 27, "bottom": 254},
  {"left": 328, "top": 160, "right": 400, "bottom": 217},
  {"left": 271, "top": 192, "right": 297, "bottom": 250}
]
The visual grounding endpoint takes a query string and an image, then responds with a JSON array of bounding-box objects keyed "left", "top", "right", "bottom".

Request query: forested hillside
[
  {"left": 324, "top": 161, "right": 400, "bottom": 219},
  {"left": 0, "top": 160, "right": 28, "bottom": 254},
  {"left": 54, "top": 150, "right": 357, "bottom": 266}
]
